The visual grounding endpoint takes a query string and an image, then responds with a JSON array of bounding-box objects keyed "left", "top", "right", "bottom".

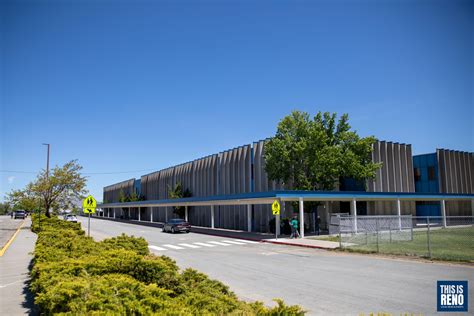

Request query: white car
[{"left": 65, "top": 214, "right": 78, "bottom": 223}]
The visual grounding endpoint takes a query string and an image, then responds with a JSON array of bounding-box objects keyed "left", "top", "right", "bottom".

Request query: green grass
[
  {"left": 309, "top": 235, "right": 340, "bottom": 242},
  {"left": 344, "top": 226, "right": 474, "bottom": 262}
]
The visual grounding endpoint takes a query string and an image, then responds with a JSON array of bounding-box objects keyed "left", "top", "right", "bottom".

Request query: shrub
[
  {"left": 30, "top": 214, "right": 305, "bottom": 315},
  {"left": 100, "top": 233, "right": 149, "bottom": 256}
]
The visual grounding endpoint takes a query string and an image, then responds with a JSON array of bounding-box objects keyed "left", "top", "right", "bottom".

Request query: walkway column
[
  {"left": 185, "top": 206, "right": 188, "bottom": 222},
  {"left": 324, "top": 201, "right": 331, "bottom": 230},
  {"left": 211, "top": 205, "right": 215, "bottom": 229},
  {"left": 150, "top": 208, "right": 153, "bottom": 223},
  {"left": 350, "top": 198, "right": 357, "bottom": 233},
  {"left": 299, "top": 197, "right": 304, "bottom": 238},
  {"left": 138, "top": 207, "right": 141, "bottom": 221},
  {"left": 441, "top": 199, "right": 447, "bottom": 228},
  {"left": 113, "top": 208, "right": 116, "bottom": 219},
  {"left": 247, "top": 204, "right": 252, "bottom": 232},
  {"left": 397, "top": 198, "right": 401, "bottom": 230}
]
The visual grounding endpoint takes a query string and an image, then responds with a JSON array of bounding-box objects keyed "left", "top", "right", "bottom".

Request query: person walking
[{"left": 290, "top": 216, "right": 300, "bottom": 239}]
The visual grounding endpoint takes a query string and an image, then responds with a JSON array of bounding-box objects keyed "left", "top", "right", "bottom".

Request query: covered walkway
[{"left": 98, "top": 190, "right": 474, "bottom": 238}]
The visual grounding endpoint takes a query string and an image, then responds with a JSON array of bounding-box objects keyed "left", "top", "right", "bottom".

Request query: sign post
[
  {"left": 82, "top": 195, "right": 97, "bottom": 237},
  {"left": 272, "top": 200, "right": 280, "bottom": 240}
]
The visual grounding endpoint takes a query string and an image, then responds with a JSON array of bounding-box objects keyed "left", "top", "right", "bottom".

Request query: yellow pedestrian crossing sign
[
  {"left": 83, "top": 195, "right": 96, "bottom": 214},
  {"left": 272, "top": 200, "right": 280, "bottom": 215}
]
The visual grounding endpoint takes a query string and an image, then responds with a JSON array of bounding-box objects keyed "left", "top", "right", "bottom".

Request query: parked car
[
  {"left": 14, "top": 211, "right": 26, "bottom": 219},
  {"left": 162, "top": 219, "right": 191, "bottom": 233},
  {"left": 64, "top": 214, "right": 78, "bottom": 223}
]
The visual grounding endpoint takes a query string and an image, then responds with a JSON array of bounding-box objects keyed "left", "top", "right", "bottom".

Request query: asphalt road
[
  {"left": 0, "top": 215, "right": 24, "bottom": 249},
  {"left": 79, "top": 216, "right": 473, "bottom": 315}
]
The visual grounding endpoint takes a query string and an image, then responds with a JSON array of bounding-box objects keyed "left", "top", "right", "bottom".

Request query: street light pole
[
  {"left": 43, "top": 143, "right": 50, "bottom": 179},
  {"left": 41, "top": 143, "right": 50, "bottom": 227}
]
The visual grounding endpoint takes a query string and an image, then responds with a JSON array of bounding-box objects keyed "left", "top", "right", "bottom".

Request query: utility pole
[{"left": 41, "top": 143, "right": 50, "bottom": 228}]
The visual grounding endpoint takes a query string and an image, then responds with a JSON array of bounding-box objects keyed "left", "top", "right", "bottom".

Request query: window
[
  {"left": 428, "top": 166, "right": 436, "bottom": 181},
  {"left": 414, "top": 168, "right": 421, "bottom": 181}
]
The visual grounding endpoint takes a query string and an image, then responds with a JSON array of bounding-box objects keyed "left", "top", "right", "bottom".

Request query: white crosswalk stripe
[
  {"left": 162, "top": 244, "right": 185, "bottom": 250},
  {"left": 178, "top": 243, "right": 201, "bottom": 249},
  {"left": 148, "top": 239, "right": 260, "bottom": 251},
  {"left": 207, "top": 241, "right": 232, "bottom": 246},
  {"left": 194, "top": 242, "right": 216, "bottom": 247},
  {"left": 220, "top": 240, "right": 247, "bottom": 245},
  {"left": 148, "top": 245, "right": 167, "bottom": 251}
]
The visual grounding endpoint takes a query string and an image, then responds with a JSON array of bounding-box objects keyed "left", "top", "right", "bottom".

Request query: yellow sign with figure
[
  {"left": 83, "top": 195, "right": 97, "bottom": 214},
  {"left": 272, "top": 200, "right": 280, "bottom": 215}
]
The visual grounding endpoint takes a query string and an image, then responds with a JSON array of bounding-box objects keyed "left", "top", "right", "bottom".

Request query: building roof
[{"left": 98, "top": 190, "right": 474, "bottom": 208}]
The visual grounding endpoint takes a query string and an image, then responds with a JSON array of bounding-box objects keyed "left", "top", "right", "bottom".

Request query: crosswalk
[{"left": 148, "top": 239, "right": 258, "bottom": 252}]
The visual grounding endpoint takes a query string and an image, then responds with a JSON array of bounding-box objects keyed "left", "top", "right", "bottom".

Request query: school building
[{"left": 100, "top": 139, "right": 473, "bottom": 233}]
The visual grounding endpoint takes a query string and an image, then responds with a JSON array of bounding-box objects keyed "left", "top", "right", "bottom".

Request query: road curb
[{"left": 0, "top": 219, "right": 26, "bottom": 257}]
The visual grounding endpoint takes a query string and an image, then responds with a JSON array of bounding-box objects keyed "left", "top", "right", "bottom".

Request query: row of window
[{"left": 414, "top": 166, "right": 436, "bottom": 181}]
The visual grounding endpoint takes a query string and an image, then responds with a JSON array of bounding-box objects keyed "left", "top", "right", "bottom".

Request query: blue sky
[{"left": 1, "top": 0, "right": 473, "bottom": 201}]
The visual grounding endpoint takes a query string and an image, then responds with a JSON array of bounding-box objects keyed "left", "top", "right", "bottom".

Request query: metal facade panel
[
  {"left": 456, "top": 151, "right": 464, "bottom": 194},
  {"left": 437, "top": 149, "right": 474, "bottom": 195},
  {"left": 393, "top": 143, "right": 401, "bottom": 192},
  {"left": 466, "top": 152, "right": 473, "bottom": 193},
  {"left": 460, "top": 152, "right": 467, "bottom": 194},
  {"left": 400, "top": 144, "right": 408, "bottom": 192},
  {"left": 406, "top": 145, "right": 415, "bottom": 193},
  {"left": 252, "top": 140, "right": 276, "bottom": 232},
  {"left": 370, "top": 141, "right": 415, "bottom": 193},
  {"left": 368, "top": 141, "right": 415, "bottom": 215},
  {"left": 386, "top": 142, "right": 394, "bottom": 192},
  {"left": 379, "top": 141, "right": 388, "bottom": 191},
  {"left": 437, "top": 150, "right": 446, "bottom": 193},
  {"left": 103, "top": 178, "right": 135, "bottom": 203}
]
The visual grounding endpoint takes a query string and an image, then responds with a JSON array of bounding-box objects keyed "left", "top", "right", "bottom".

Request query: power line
[
  {"left": 0, "top": 170, "right": 37, "bottom": 174},
  {"left": 82, "top": 169, "right": 158, "bottom": 175},
  {"left": 0, "top": 168, "right": 158, "bottom": 175}
]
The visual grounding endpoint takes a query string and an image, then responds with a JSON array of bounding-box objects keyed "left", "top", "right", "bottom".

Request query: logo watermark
[{"left": 437, "top": 281, "right": 468, "bottom": 312}]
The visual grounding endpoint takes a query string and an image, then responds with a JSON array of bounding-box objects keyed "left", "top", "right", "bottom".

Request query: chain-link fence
[{"left": 333, "top": 215, "right": 474, "bottom": 262}]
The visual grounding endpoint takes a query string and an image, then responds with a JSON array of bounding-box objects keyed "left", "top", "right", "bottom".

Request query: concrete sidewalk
[
  {"left": 0, "top": 218, "right": 38, "bottom": 315},
  {"left": 263, "top": 237, "right": 340, "bottom": 249}
]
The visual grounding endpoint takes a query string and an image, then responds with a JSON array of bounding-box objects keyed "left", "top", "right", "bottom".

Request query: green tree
[
  {"left": 118, "top": 190, "right": 128, "bottom": 203},
  {"left": 30, "top": 160, "right": 87, "bottom": 217},
  {"left": 0, "top": 201, "right": 12, "bottom": 215},
  {"left": 265, "top": 111, "right": 381, "bottom": 211},
  {"left": 168, "top": 182, "right": 192, "bottom": 218},
  {"left": 129, "top": 191, "right": 144, "bottom": 202},
  {"left": 6, "top": 184, "right": 41, "bottom": 212}
]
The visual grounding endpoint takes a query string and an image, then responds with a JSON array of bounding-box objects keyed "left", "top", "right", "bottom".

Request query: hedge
[{"left": 30, "top": 215, "right": 305, "bottom": 315}]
